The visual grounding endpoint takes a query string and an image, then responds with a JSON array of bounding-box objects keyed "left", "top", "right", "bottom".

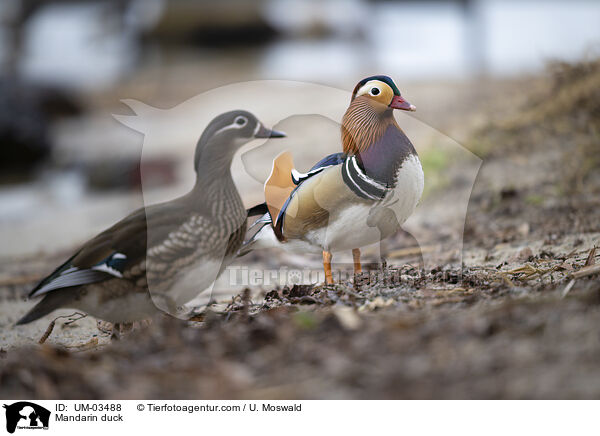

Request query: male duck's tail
[{"left": 239, "top": 207, "right": 280, "bottom": 257}]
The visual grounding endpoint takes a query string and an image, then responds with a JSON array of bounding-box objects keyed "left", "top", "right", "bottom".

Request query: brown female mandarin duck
[
  {"left": 243, "top": 76, "right": 423, "bottom": 284},
  {"left": 16, "top": 110, "right": 285, "bottom": 328}
]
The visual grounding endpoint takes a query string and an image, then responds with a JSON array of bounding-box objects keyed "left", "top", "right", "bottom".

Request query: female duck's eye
[
  {"left": 370, "top": 87, "right": 380, "bottom": 96},
  {"left": 235, "top": 117, "right": 247, "bottom": 126}
]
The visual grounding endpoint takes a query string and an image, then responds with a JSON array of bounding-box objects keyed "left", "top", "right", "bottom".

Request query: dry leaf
[{"left": 584, "top": 247, "right": 597, "bottom": 266}]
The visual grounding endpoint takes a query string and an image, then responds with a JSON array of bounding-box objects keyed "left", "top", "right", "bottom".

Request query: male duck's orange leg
[
  {"left": 352, "top": 248, "right": 362, "bottom": 274},
  {"left": 323, "top": 250, "right": 333, "bottom": 284}
]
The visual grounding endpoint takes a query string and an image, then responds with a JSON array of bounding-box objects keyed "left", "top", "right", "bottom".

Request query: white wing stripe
[
  {"left": 291, "top": 166, "right": 333, "bottom": 185},
  {"left": 31, "top": 270, "right": 108, "bottom": 297},
  {"left": 92, "top": 264, "right": 124, "bottom": 278}
]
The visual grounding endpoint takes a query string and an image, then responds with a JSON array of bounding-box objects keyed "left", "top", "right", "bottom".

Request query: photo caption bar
[{"left": 1, "top": 400, "right": 598, "bottom": 436}]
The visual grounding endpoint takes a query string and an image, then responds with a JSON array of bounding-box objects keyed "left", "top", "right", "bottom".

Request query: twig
[
  {"left": 38, "top": 312, "right": 87, "bottom": 344},
  {"left": 565, "top": 249, "right": 578, "bottom": 259},
  {"left": 506, "top": 263, "right": 561, "bottom": 280},
  {"left": 63, "top": 312, "right": 87, "bottom": 326},
  {"left": 497, "top": 272, "right": 515, "bottom": 287},
  {"left": 571, "top": 264, "right": 600, "bottom": 279},
  {"left": 64, "top": 337, "right": 99, "bottom": 352},
  {"left": 38, "top": 321, "right": 56, "bottom": 344},
  {"left": 584, "top": 247, "right": 597, "bottom": 266},
  {"left": 561, "top": 279, "right": 576, "bottom": 299}
]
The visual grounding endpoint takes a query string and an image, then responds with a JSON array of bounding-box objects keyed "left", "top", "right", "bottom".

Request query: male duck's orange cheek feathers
[{"left": 341, "top": 99, "right": 397, "bottom": 155}]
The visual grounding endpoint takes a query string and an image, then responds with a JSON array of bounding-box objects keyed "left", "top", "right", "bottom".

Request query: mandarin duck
[
  {"left": 243, "top": 76, "right": 423, "bottom": 284},
  {"left": 16, "top": 110, "right": 285, "bottom": 328}
]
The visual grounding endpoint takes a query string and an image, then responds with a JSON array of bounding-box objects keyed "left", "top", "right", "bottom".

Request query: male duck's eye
[
  {"left": 235, "top": 117, "right": 247, "bottom": 126},
  {"left": 370, "top": 87, "right": 380, "bottom": 96}
]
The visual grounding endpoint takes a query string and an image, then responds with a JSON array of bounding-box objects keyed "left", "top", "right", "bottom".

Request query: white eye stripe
[
  {"left": 213, "top": 117, "right": 251, "bottom": 136},
  {"left": 213, "top": 124, "right": 236, "bottom": 136},
  {"left": 356, "top": 80, "right": 387, "bottom": 97}
]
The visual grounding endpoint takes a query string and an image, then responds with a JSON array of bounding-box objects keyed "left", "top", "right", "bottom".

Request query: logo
[{"left": 3, "top": 402, "right": 50, "bottom": 434}]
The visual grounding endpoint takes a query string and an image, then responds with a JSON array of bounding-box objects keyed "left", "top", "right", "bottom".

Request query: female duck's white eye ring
[
  {"left": 369, "top": 87, "right": 380, "bottom": 96},
  {"left": 234, "top": 116, "right": 248, "bottom": 126}
]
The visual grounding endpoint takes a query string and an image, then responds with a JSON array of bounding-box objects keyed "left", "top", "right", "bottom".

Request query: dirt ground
[{"left": 1, "top": 60, "right": 599, "bottom": 399}]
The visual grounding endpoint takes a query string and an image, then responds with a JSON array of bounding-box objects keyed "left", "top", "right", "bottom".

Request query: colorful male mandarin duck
[
  {"left": 17, "top": 111, "right": 285, "bottom": 329},
  {"left": 243, "top": 76, "right": 423, "bottom": 284}
]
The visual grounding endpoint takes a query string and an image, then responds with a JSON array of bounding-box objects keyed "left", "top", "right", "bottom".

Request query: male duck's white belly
[{"left": 307, "top": 154, "right": 424, "bottom": 252}]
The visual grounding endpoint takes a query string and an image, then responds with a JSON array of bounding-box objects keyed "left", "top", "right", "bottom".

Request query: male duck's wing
[
  {"left": 241, "top": 152, "right": 347, "bottom": 247},
  {"left": 273, "top": 152, "right": 346, "bottom": 240},
  {"left": 259, "top": 151, "right": 344, "bottom": 239},
  {"left": 246, "top": 203, "right": 269, "bottom": 218},
  {"left": 308, "top": 152, "right": 346, "bottom": 171},
  {"left": 291, "top": 152, "right": 345, "bottom": 184}
]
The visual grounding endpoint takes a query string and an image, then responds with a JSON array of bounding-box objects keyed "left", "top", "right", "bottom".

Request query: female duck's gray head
[{"left": 194, "top": 110, "right": 285, "bottom": 173}]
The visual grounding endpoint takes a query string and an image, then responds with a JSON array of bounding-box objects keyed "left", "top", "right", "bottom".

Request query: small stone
[
  {"left": 517, "top": 222, "right": 530, "bottom": 237},
  {"left": 333, "top": 307, "right": 362, "bottom": 330},
  {"left": 517, "top": 247, "right": 534, "bottom": 261}
]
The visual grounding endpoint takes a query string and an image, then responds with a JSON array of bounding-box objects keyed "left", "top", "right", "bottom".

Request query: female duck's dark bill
[
  {"left": 255, "top": 124, "right": 287, "bottom": 138},
  {"left": 389, "top": 95, "right": 416, "bottom": 111}
]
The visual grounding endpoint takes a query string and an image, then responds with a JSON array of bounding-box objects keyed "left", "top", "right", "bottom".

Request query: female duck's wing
[
  {"left": 28, "top": 207, "right": 149, "bottom": 298},
  {"left": 28, "top": 201, "right": 194, "bottom": 298}
]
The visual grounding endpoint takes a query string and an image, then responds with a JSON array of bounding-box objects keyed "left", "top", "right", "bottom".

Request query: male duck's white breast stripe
[
  {"left": 349, "top": 156, "right": 388, "bottom": 191},
  {"left": 343, "top": 159, "right": 379, "bottom": 200},
  {"left": 342, "top": 156, "right": 390, "bottom": 201}
]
